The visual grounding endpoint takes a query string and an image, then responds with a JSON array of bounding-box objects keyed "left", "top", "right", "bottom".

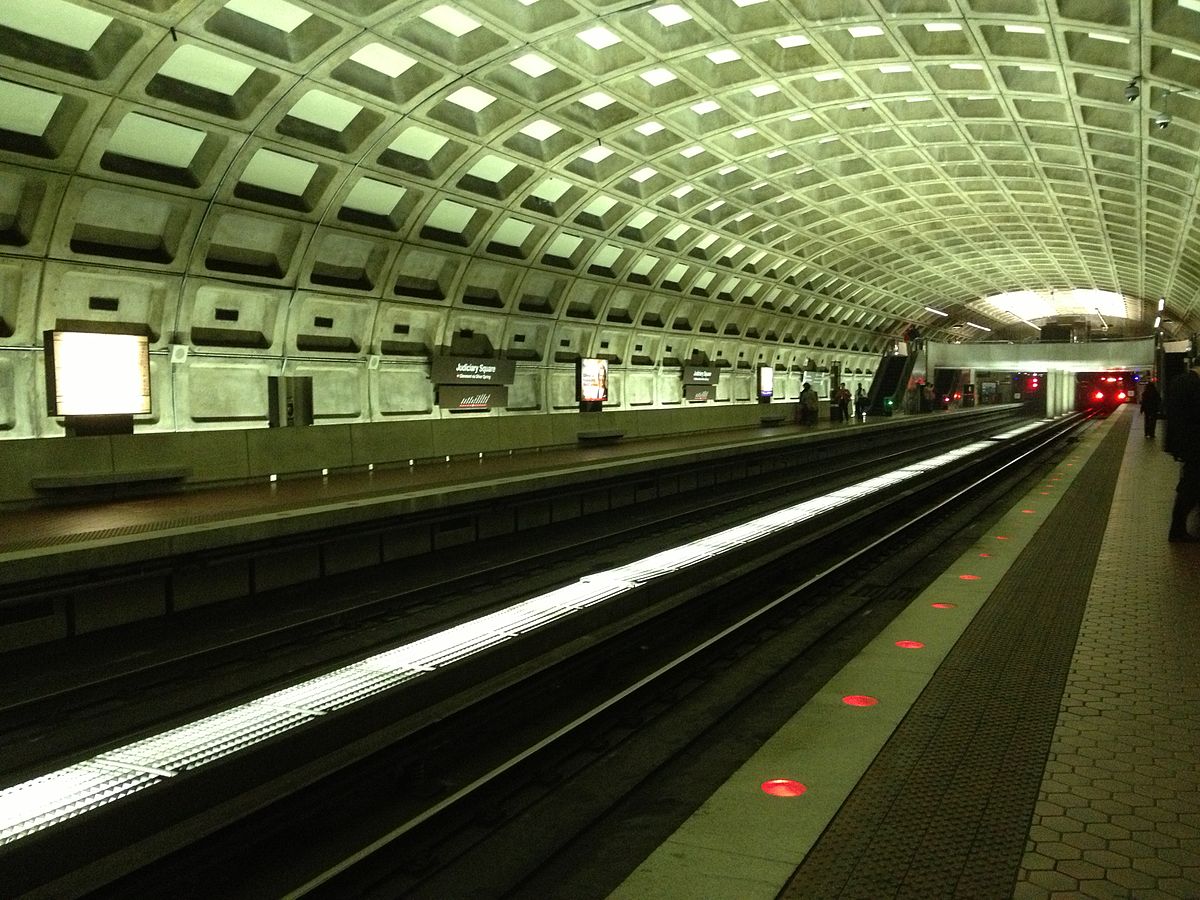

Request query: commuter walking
[
  {"left": 1140, "top": 381, "right": 1161, "bottom": 439},
  {"left": 1165, "top": 362, "right": 1200, "bottom": 542}
]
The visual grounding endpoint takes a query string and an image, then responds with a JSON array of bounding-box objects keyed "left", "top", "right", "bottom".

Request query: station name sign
[
  {"left": 682, "top": 365, "right": 718, "bottom": 385},
  {"left": 430, "top": 356, "right": 516, "bottom": 386}
]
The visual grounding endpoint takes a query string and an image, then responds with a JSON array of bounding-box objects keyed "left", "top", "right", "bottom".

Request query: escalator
[{"left": 866, "top": 350, "right": 917, "bottom": 416}]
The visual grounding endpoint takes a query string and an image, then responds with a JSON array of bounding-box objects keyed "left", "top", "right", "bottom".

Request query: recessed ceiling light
[
  {"left": 227, "top": 0, "right": 310, "bottom": 33},
  {"left": 776, "top": 34, "right": 810, "bottom": 48},
  {"left": 1086, "top": 32, "right": 1130, "bottom": 43},
  {"left": 446, "top": 86, "right": 495, "bottom": 112},
  {"left": 732, "top": 126, "right": 758, "bottom": 138},
  {"left": 879, "top": 64, "right": 911, "bottom": 73},
  {"left": 510, "top": 53, "right": 556, "bottom": 78},
  {"left": 949, "top": 62, "right": 983, "bottom": 70},
  {"left": 421, "top": 5, "right": 480, "bottom": 37},
  {"left": 813, "top": 71, "right": 843, "bottom": 82},
  {"left": 924, "top": 22, "right": 962, "bottom": 32},
  {"left": 707, "top": 48, "right": 741, "bottom": 64},
  {"left": 848, "top": 25, "right": 884, "bottom": 38},
  {"left": 580, "top": 91, "right": 616, "bottom": 109},
  {"left": 635, "top": 121, "right": 665, "bottom": 136},
  {"left": 578, "top": 26, "right": 621, "bottom": 50},
  {"left": 630, "top": 166, "right": 657, "bottom": 183},
  {"left": 691, "top": 100, "right": 721, "bottom": 115},
  {"left": 641, "top": 67, "right": 676, "bottom": 86},
  {"left": 679, "top": 145, "right": 704, "bottom": 158},
  {"left": 520, "top": 119, "right": 561, "bottom": 141},
  {"left": 579, "top": 145, "right": 613, "bottom": 163},
  {"left": 649, "top": 4, "right": 692, "bottom": 27},
  {"left": 350, "top": 43, "right": 416, "bottom": 79},
  {"left": 1004, "top": 24, "right": 1046, "bottom": 34},
  {"left": 750, "top": 83, "right": 780, "bottom": 97}
]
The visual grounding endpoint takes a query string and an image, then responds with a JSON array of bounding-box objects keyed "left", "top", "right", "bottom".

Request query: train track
[{"left": 0, "top": 409, "right": 1081, "bottom": 898}]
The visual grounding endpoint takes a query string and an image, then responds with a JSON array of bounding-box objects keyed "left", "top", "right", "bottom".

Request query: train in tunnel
[{"left": 1076, "top": 372, "right": 1137, "bottom": 412}]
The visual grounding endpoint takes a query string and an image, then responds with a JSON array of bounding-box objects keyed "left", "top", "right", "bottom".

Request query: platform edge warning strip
[
  {"left": 609, "top": 413, "right": 1126, "bottom": 900},
  {"left": 779, "top": 413, "right": 1132, "bottom": 898}
]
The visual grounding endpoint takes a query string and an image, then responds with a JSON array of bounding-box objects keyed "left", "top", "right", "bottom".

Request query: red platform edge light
[
  {"left": 978, "top": 552, "right": 991, "bottom": 558},
  {"left": 761, "top": 779, "right": 807, "bottom": 798},
  {"left": 959, "top": 574, "right": 980, "bottom": 581},
  {"left": 1021, "top": 509, "right": 1036, "bottom": 514},
  {"left": 895, "top": 640, "right": 925, "bottom": 649},
  {"left": 931, "top": 602, "right": 957, "bottom": 609},
  {"left": 842, "top": 694, "right": 878, "bottom": 707},
  {"left": 996, "top": 535, "right": 1009, "bottom": 540}
]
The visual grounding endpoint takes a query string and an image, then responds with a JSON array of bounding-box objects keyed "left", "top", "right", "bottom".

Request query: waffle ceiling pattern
[{"left": 1, "top": 0, "right": 1199, "bottom": 347}]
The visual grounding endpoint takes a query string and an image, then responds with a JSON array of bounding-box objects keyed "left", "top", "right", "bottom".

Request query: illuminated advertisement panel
[
  {"left": 577, "top": 357, "right": 609, "bottom": 403},
  {"left": 757, "top": 365, "right": 774, "bottom": 400},
  {"left": 44, "top": 330, "right": 151, "bottom": 416}
]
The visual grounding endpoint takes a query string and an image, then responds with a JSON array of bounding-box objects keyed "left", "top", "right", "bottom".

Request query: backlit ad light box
[
  {"left": 758, "top": 364, "right": 774, "bottom": 400},
  {"left": 577, "top": 357, "right": 609, "bottom": 403},
  {"left": 44, "top": 330, "right": 152, "bottom": 417}
]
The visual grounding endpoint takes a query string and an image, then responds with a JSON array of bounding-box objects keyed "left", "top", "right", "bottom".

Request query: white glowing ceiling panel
[
  {"left": 1, "top": 0, "right": 111, "bottom": 50},
  {"left": 225, "top": 0, "right": 310, "bottom": 32},
  {"left": 350, "top": 43, "right": 416, "bottom": 78},
  {"left": 158, "top": 45, "right": 256, "bottom": 95},
  {"left": 107, "top": 113, "right": 207, "bottom": 167},
  {"left": 240, "top": 149, "right": 317, "bottom": 194},
  {"left": 343, "top": 177, "right": 406, "bottom": 216},
  {"left": 288, "top": 90, "right": 362, "bottom": 131},
  {"left": 0, "top": 80, "right": 62, "bottom": 136}
]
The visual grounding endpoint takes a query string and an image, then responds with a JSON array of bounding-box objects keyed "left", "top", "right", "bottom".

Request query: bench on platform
[
  {"left": 31, "top": 467, "right": 192, "bottom": 492},
  {"left": 577, "top": 430, "right": 625, "bottom": 445}
]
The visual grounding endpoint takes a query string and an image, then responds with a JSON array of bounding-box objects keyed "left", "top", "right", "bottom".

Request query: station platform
[
  {"left": 0, "top": 409, "right": 938, "bottom": 587},
  {"left": 612, "top": 405, "right": 1200, "bottom": 899}
]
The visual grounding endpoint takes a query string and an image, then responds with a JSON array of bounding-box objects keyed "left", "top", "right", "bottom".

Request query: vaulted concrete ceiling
[{"left": 1, "top": 0, "right": 1198, "bottom": 347}]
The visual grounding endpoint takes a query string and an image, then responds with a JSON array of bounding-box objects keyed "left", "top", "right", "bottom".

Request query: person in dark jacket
[
  {"left": 1140, "top": 381, "right": 1162, "bottom": 438},
  {"left": 798, "top": 382, "right": 818, "bottom": 426},
  {"left": 1164, "top": 363, "right": 1200, "bottom": 542}
]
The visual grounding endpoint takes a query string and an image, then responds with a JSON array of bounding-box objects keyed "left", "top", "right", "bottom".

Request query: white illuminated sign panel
[
  {"left": 45, "top": 331, "right": 151, "bottom": 416},
  {"left": 578, "top": 357, "right": 609, "bottom": 403}
]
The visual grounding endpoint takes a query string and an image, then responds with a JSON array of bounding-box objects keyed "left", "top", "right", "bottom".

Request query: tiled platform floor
[
  {"left": 1014, "top": 415, "right": 1200, "bottom": 899},
  {"left": 613, "top": 406, "right": 1200, "bottom": 899}
]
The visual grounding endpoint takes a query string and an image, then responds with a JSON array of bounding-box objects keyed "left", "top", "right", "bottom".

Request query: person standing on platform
[
  {"left": 836, "top": 383, "right": 851, "bottom": 424},
  {"left": 1140, "top": 380, "right": 1162, "bottom": 439},
  {"left": 798, "top": 382, "right": 818, "bottom": 426},
  {"left": 1164, "top": 361, "right": 1200, "bottom": 542},
  {"left": 855, "top": 385, "right": 868, "bottom": 422}
]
